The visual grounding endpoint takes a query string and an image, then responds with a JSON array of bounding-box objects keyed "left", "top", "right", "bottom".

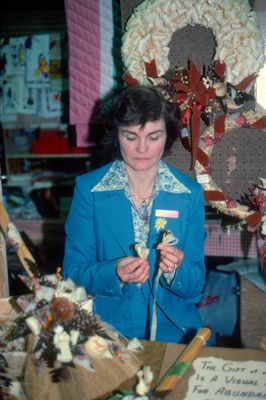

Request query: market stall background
[
  {"left": 0, "top": 0, "right": 265, "bottom": 354},
  {"left": 0, "top": 1, "right": 266, "bottom": 400}
]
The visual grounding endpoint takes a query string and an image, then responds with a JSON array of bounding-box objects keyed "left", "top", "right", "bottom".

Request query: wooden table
[{"left": 119, "top": 341, "right": 266, "bottom": 400}]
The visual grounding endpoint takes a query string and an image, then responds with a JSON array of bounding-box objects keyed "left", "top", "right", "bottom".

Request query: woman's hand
[
  {"left": 157, "top": 243, "right": 184, "bottom": 274},
  {"left": 116, "top": 257, "right": 149, "bottom": 284}
]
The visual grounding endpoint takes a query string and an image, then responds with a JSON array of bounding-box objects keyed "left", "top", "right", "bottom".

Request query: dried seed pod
[{"left": 50, "top": 297, "right": 76, "bottom": 321}]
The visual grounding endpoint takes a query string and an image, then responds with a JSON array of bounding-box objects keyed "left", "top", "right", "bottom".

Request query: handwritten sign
[{"left": 184, "top": 357, "right": 266, "bottom": 399}]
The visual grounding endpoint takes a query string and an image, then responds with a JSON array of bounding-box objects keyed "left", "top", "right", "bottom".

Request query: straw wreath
[{"left": 122, "top": 0, "right": 265, "bottom": 88}]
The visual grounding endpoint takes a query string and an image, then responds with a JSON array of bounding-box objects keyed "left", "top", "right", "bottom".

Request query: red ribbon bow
[{"left": 172, "top": 60, "right": 215, "bottom": 168}]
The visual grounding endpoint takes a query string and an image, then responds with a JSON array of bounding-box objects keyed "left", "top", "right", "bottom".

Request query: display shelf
[
  {"left": 1, "top": 128, "right": 89, "bottom": 235},
  {"left": 2, "top": 128, "right": 90, "bottom": 175},
  {"left": 15, "top": 217, "right": 65, "bottom": 245}
]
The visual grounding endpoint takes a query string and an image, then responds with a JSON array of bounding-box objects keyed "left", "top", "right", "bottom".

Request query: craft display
[
  {"left": 0, "top": 203, "right": 141, "bottom": 399},
  {"left": 122, "top": 0, "right": 266, "bottom": 270},
  {"left": 1, "top": 1, "right": 266, "bottom": 398},
  {"left": 194, "top": 109, "right": 266, "bottom": 268},
  {"left": 122, "top": 0, "right": 264, "bottom": 169},
  {"left": 108, "top": 327, "right": 211, "bottom": 399},
  {"left": 0, "top": 270, "right": 140, "bottom": 400},
  {"left": 122, "top": 0, "right": 265, "bottom": 87}
]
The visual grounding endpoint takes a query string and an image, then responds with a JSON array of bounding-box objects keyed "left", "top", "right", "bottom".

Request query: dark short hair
[{"left": 90, "top": 85, "right": 181, "bottom": 165}]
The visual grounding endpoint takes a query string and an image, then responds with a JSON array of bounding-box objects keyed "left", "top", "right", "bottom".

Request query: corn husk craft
[
  {"left": 107, "top": 327, "right": 211, "bottom": 400},
  {"left": 134, "top": 242, "right": 150, "bottom": 260},
  {"left": 0, "top": 204, "right": 140, "bottom": 400},
  {"left": 122, "top": 0, "right": 264, "bottom": 87},
  {"left": 0, "top": 272, "right": 141, "bottom": 400}
]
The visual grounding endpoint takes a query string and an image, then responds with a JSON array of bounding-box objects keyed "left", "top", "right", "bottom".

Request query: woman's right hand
[{"left": 116, "top": 257, "right": 149, "bottom": 284}]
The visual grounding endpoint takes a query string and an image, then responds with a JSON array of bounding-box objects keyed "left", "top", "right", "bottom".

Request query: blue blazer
[{"left": 63, "top": 162, "right": 207, "bottom": 341}]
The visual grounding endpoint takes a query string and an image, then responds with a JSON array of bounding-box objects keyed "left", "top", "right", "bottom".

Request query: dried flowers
[
  {"left": 135, "top": 366, "right": 154, "bottom": 396},
  {"left": 84, "top": 335, "right": 112, "bottom": 360},
  {"left": 50, "top": 297, "right": 76, "bottom": 322},
  {"left": 2, "top": 274, "right": 135, "bottom": 383}
]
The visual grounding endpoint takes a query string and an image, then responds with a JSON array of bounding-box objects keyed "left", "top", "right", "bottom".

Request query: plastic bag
[{"left": 198, "top": 270, "right": 239, "bottom": 338}]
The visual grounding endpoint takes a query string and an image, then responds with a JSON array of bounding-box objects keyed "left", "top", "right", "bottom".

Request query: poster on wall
[
  {"left": 25, "top": 35, "right": 50, "bottom": 86},
  {"left": 3, "top": 36, "right": 26, "bottom": 76},
  {"left": 0, "top": 33, "right": 68, "bottom": 126}
]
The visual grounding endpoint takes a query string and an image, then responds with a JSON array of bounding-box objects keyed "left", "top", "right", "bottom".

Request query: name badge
[{"left": 155, "top": 209, "right": 179, "bottom": 218}]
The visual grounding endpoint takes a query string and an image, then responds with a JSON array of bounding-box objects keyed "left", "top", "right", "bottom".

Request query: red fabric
[{"left": 204, "top": 191, "right": 227, "bottom": 201}]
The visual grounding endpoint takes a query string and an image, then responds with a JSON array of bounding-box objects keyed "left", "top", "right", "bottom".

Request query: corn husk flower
[
  {"left": 155, "top": 217, "right": 167, "bottom": 232},
  {"left": 84, "top": 335, "right": 112, "bottom": 359},
  {"left": 53, "top": 326, "right": 73, "bottom": 363},
  {"left": 135, "top": 366, "right": 154, "bottom": 396},
  {"left": 135, "top": 242, "right": 149, "bottom": 260},
  {"left": 161, "top": 230, "right": 178, "bottom": 246}
]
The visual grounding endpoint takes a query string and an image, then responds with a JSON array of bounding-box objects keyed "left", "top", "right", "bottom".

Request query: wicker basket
[{"left": 240, "top": 276, "right": 266, "bottom": 349}]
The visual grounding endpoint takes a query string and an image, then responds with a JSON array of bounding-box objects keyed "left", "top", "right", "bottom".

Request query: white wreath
[{"left": 122, "top": 0, "right": 265, "bottom": 87}]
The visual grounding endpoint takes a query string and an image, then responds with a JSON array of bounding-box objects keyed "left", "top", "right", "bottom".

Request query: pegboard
[
  {"left": 211, "top": 126, "right": 266, "bottom": 201},
  {"left": 164, "top": 139, "right": 194, "bottom": 178},
  {"left": 168, "top": 24, "right": 216, "bottom": 72},
  {"left": 121, "top": 0, "right": 142, "bottom": 29}
]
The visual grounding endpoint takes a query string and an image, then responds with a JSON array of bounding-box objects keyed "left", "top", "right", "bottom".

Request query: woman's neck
[{"left": 125, "top": 165, "right": 157, "bottom": 204}]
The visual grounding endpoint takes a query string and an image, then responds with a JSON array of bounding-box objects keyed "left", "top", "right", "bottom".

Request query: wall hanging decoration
[
  {"left": 121, "top": 0, "right": 266, "bottom": 271},
  {"left": 121, "top": 0, "right": 265, "bottom": 87},
  {"left": 194, "top": 111, "right": 266, "bottom": 238}
]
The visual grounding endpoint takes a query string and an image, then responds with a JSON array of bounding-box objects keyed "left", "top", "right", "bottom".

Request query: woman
[{"left": 63, "top": 85, "right": 207, "bottom": 343}]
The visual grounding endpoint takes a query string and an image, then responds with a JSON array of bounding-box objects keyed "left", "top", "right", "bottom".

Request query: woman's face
[{"left": 118, "top": 119, "right": 167, "bottom": 173}]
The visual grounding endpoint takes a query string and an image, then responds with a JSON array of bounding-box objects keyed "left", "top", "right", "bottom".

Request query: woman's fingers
[
  {"left": 116, "top": 257, "right": 149, "bottom": 283},
  {"left": 157, "top": 244, "right": 184, "bottom": 273}
]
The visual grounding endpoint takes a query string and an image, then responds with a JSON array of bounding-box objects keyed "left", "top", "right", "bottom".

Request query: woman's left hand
[{"left": 157, "top": 243, "right": 184, "bottom": 274}]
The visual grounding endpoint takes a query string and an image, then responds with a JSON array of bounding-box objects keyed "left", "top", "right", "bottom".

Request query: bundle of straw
[
  {"left": 155, "top": 327, "right": 211, "bottom": 397},
  {"left": 0, "top": 203, "right": 36, "bottom": 277}
]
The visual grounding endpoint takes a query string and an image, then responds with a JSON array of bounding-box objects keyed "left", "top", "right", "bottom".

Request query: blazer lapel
[{"left": 95, "top": 192, "right": 135, "bottom": 256}]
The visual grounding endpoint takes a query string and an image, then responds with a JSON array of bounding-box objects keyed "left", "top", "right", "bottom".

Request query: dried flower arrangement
[{"left": 1, "top": 270, "right": 139, "bottom": 386}]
